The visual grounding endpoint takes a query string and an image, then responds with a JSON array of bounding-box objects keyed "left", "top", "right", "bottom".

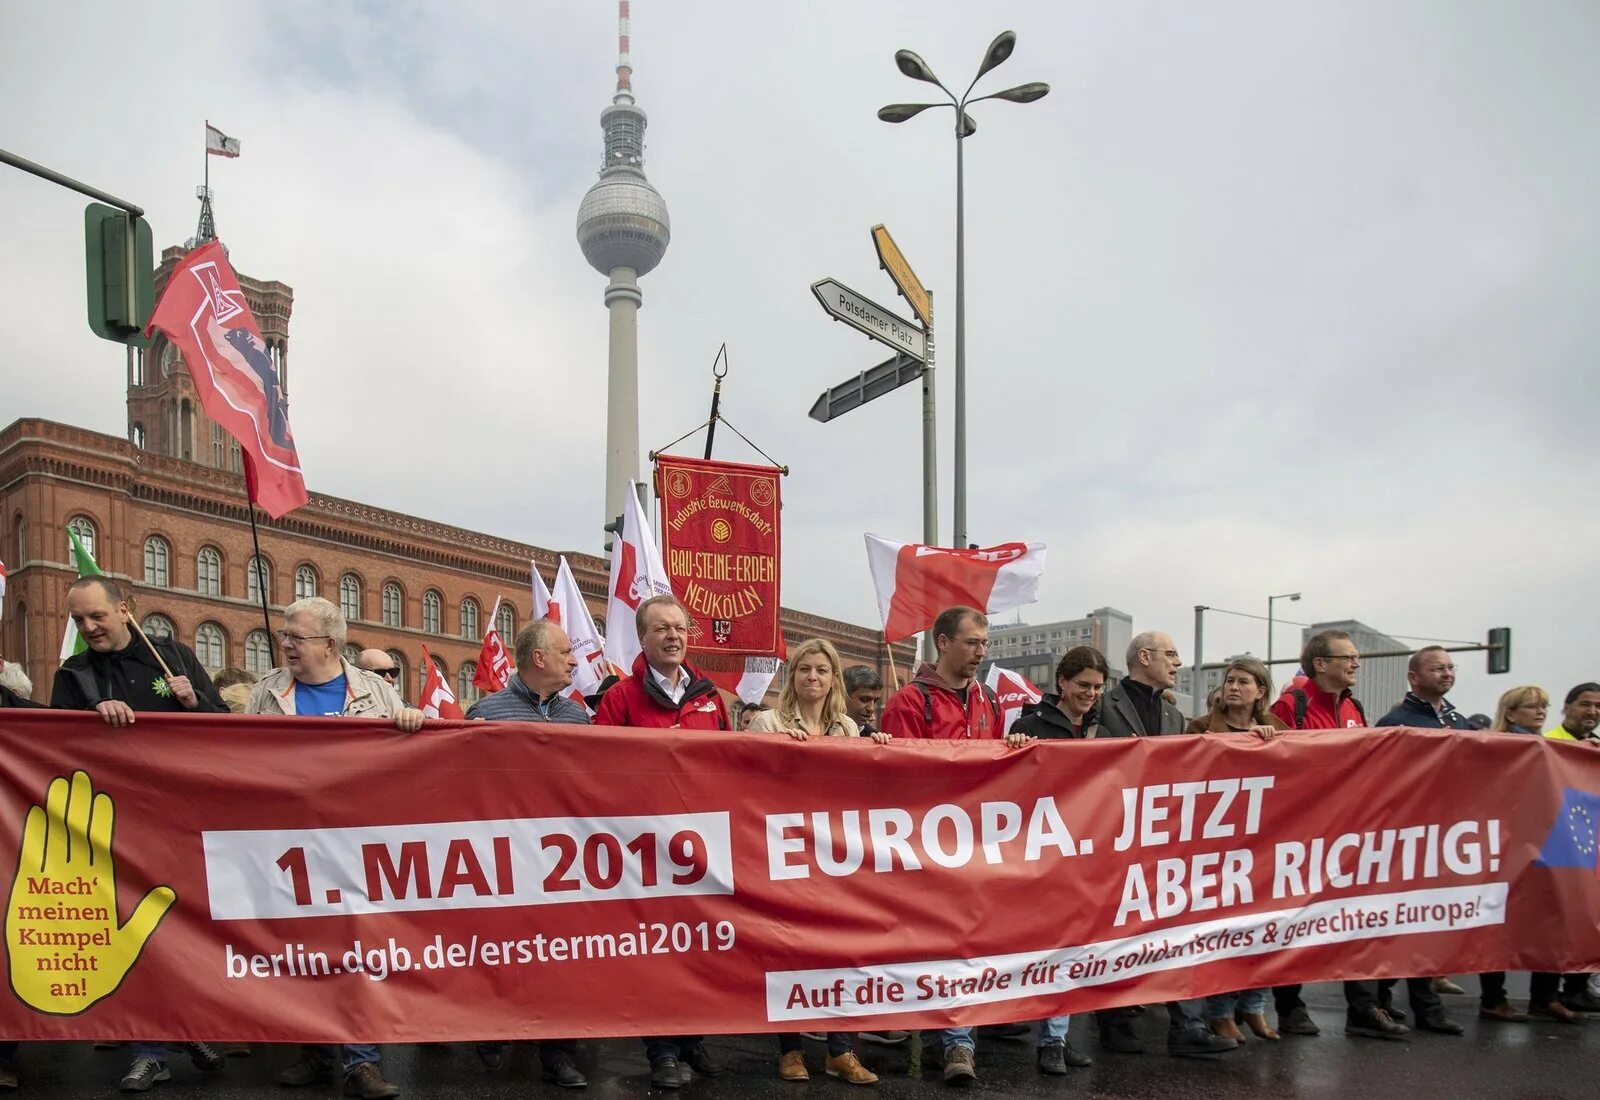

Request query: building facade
[
  {"left": 982, "top": 608, "right": 1135, "bottom": 691},
  {"left": 1303, "top": 619, "right": 1409, "bottom": 717}
]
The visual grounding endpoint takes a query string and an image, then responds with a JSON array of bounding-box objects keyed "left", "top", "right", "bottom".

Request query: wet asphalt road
[{"left": 9, "top": 977, "right": 1594, "bottom": 1099}]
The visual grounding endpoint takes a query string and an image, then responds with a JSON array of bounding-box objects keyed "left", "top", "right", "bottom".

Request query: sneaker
[
  {"left": 118, "top": 1058, "right": 171, "bottom": 1093},
  {"left": 683, "top": 1043, "right": 722, "bottom": 1078},
  {"left": 1278, "top": 1005, "right": 1320, "bottom": 1036},
  {"left": 1098, "top": 1016, "right": 1143, "bottom": 1054},
  {"left": 1431, "top": 977, "right": 1467, "bottom": 996},
  {"left": 278, "top": 1053, "right": 335, "bottom": 1087},
  {"left": 941, "top": 1045, "right": 976, "bottom": 1086},
  {"left": 859, "top": 1031, "right": 909, "bottom": 1045},
  {"left": 342, "top": 1062, "right": 400, "bottom": 1099},
  {"left": 185, "top": 1043, "right": 226, "bottom": 1073},
  {"left": 1417, "top": 1010, "right": 1464, "bottom": 1035},
  {"left": 1345, "top": 1007, "right": 1410, "bottom": 1040},
  {"left": 1168, "top": 1029, "right": 1237, "bottom": 1057},
  {"left": 1061, "top": 1043, "right": 1091, "bottom": 1068},
  {"left": 543, "top": 1056, "right": 587, "bottom": 1089},
  {"left": 825, "top": 1051, "right": 878, "bottom": 1086},
  {"left": 649, "top": 1056, "right": 684, "bottom": 1089},
  {"left": 1037, "top": 1045, "right": 1067, "bottom": 1076},
  {"left": 779, "top": 1050, "right": 810, "bottom": 1081},
  {"left": 1479, "top": 1001, "right": 1529, "bottom": 1023}
]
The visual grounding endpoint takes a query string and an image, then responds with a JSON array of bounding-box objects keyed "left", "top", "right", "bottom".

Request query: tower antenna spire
[{"left": 615, "top": 0, "right": 633, "bottom": 100}]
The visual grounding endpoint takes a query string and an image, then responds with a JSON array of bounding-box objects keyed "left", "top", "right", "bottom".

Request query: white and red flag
[
  {"left": 418, "top": 644, "right": 463, "bottom": 719},
  {"left": 530, "top": 561, "right": 558, "bottom": 622},
  {"left": 865, "top": 534, "right": 1046, "bottom": 643},
  {"left": 0, "top": 556, "right": 7, "bottom": 622},
  {"left": 471, "top": 596, "right": 512, "bottom": 695},
  {"left": 602, "top": 481, "right": 673, "bottom": 675},
  {"left": 205, "top": 122, "right": 241, "bottom": 158},
  {"left": 552, "top": 556, "right": 613, "bottom": 707},
  {"left": 145, "top": 240, "right": 307, "bottom": 518},
  {"left": 985, "top": 664, "right": 1044, "bottom": 734}
]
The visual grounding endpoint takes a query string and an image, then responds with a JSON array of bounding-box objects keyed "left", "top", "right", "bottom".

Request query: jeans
[
  {"left": 938, "top": 1027, "right": 973, "bottom": 1053},
  {"left": 1165, "top": 999, "right": 1210, "bottom": 1035},
  {"left": 779, "top": 1033, "right": 853, "bottom": 1057},
  {"left": 1204, "top": 988, "right": 1268, "bottom": 1018},
  {"left": 1037, "top": 1015, "right": 1070, "bottom": 1047},
  {"left": 642, "top": 1036, "right": 703, "bottom": 1063},
  {"left": 131, "top": 1042, "right": 170, "bottom": 1060},
  {"left": 303, "top": 1044, "right": 380, "bottom": 1075}
]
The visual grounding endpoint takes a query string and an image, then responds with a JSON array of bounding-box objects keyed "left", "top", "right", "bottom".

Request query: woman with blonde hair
[
  {"left": 1493, "top": 685, "right": 1549, "bottom": 735},
  {"left": 748, "top": 638, "right": 888, "bottom": 1085}
]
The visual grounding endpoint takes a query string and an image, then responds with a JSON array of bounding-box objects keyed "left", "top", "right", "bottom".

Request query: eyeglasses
[
  {"left": 1143, "top": 648, "right": 1180, "bottom": 660},
  {"left": 374, "top": 668, "right": 399, "bottom": 680},
  {"left": 1322, "top": 654, "right": 1360, "bottom": 664},
  {"left": 275, "top": 630, "right": 331, "bottom": 646}
]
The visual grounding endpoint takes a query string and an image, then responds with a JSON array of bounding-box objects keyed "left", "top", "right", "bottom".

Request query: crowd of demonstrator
[{"left": 2, "top": 579, "right": 1595, "bottom": 1095}]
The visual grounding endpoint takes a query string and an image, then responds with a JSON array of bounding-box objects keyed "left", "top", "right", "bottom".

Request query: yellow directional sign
[{"left": 871, "top": 224, "right": 931, "bottom": 329}]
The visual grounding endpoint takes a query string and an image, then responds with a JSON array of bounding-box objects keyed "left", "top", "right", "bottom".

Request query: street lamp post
[
  {"left": 1267, "top": 591, "right": 1302, "bottom": 666},
  {"left": 878, "top": 33, "right": 1048, "bottom": 549}
]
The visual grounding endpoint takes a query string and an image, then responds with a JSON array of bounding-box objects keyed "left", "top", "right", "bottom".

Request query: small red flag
[
  {"left": 472, "top": 626, "right": 511, "bottom": 694},
  {"left": 419, "top": 645, "right": 463, "bottom": 719},
  {"left": 145, "top": 240, "right": 308, "bottom": 518}
]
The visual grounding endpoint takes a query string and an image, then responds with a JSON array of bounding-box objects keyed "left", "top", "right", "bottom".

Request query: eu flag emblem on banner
[{"left": 1536, "top": 788, "right": 1600, "bottom": 869}]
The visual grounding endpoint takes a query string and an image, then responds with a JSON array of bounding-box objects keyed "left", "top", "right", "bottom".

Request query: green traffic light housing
[{"left": 84, "top": 202, "right": 154, "bottom": 347}]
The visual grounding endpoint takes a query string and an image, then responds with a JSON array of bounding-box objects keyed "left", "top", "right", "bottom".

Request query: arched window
[
  {"left": 13, "top": 515, "right": 25, "bottom": 566},
  {"left": 247, "top": 557, "right": 271, "bottom": 605},
  {"left": 67, "top": 516, "right": 96, "bottom": 561},
  {"left": 341, "top": 643, "right": 362, "bottom": 664},
  {"left": 458, "top": 662, "right": 480, "bottom": 705},
  {"left": 10, "top": 602, "right": 26, "bottom": 665},
  {"left": 294, "top": 565, "right": 319, "bottom": 600},
  {"left": 140, "top": 614, "right": 175, "bottom": 639},
  {"left": 422, "top": 590, "right": 442, "bottom": 635},
  {"left": 460, "top": 597, "right": 480, "bottom": 639},
  {"left": 132, "top": 423, "right": 146, "bottom": 449},
  {"left": 245, "top": 630, "right": 273, "bottom": 675},
  {"left": 194, "top": 622, "right": 226, "bottom": 671},
  {"left": 143, "top": 536, "right": 170, "bottom": 587},
  {"left": 594, "top": 615, "right": 607, "bottom": 637},
  {"left": 212, "top": 438, "right": 224, "bottom": 468},
  {"left": 340, "top": 574, "right": 362, "bottom": 622},
  {"left": 496, "top": 602, "right": 515, "bottom": 642},
  {"left": 196, "top": 547, "right": 222, "bottom": 596},
  {"left": 230, "top": 440, "right": 241, "bottom": 473},
  {"left": 385, "top": 650, "right": 407, "bottom": 698},
  {"left": 382, "top": 582, "right": 403, "bottom": 627}
]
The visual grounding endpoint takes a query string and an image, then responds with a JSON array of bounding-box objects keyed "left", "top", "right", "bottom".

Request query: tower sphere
[{"left": 577, "top": 167, "right": 671, "bottom": 277}]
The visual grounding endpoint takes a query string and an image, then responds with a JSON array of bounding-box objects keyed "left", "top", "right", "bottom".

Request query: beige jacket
[
  {"left": 245, "top": 658, "right": 406, "bottom": 718},
  {"left": 747, "top": 708, "right": 861, "bottom": 737}
]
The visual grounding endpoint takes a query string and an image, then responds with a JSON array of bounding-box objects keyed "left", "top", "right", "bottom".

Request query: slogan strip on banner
[
  {"left": 654, "top": 455, "right": 783, "bottom": 659},
  {"left": 2, "top": 712, "right": 1599, "bottom": 1041}
]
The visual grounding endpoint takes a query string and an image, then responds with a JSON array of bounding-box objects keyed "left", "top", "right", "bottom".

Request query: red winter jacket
[
  {"left": 880, "top": 663, "right": 1002, "bottom": 740},
  {"left": 1269, "top": 679, "right": 1367, "bottom": 730},
  {"left": 594, "top": 654, "right": 731, "bottom": 731}
]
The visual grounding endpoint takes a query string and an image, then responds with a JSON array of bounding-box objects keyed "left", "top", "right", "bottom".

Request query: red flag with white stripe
[
  {"left": 530, "top": 561, "right": 558, "bottom": 623},
  {"left": 418, "top": 644, "right": 463, "bottom": 719},
  {"left": 984, "top": 664, "right": 1043, "bottom": 734},
  {"left": 865, "top": 534, "right": 1046, "bottom": 643},
  {"left": 471, "top": 597, "right": 512, "bottom": 694}
]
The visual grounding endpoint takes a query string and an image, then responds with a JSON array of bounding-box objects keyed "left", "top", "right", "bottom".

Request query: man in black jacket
[{"left": 50, "top": 577, "right": 227, "bottom": 1092}]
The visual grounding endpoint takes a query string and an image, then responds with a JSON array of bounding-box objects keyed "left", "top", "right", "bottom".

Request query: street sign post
[
  {"left": 808, "top": 353, "right": 925, "bottom": 423},
  {"left": 871, "top": 224, "right": 931, "bottom": 327},
  {"left": 810, "top": 278, "right": 927, "bottom": 362}
]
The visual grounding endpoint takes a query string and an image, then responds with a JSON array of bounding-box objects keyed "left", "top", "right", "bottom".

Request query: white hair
[
  {"left": 284, "top": 596, "right": 347, "bottom": 648},
  {"left": 1127, "top": 630, "right": 1166, "bottom": 669},
  {"left": 0, "top": 661, "right": 33, "bottom": 700}
]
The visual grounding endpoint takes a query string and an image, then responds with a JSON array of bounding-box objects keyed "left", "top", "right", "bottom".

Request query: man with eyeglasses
[
  {"left": 354, "top": 649, "right": 403, "bottom": 696},
  {"left": 879, "top": 606, "right": 1021, "bottom": 1086},
  {"left": 1094, "top": 632, "right": 1238, "bottom": 1058},
  {"left": 245, "top": 597, "right": 420, "bottom": 1098}
]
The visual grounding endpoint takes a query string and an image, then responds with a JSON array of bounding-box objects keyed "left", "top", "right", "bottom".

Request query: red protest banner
[
  {"left": 654, "top": 455, "right": 783, "bottom": 660},
  {"left": 1, "top": 712, "right": 1598, "bottom": 1042}
]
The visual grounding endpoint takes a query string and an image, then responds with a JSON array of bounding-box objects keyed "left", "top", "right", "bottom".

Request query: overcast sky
[{"left": 3, "top": 1, "right": 1596, "bottom": 716}]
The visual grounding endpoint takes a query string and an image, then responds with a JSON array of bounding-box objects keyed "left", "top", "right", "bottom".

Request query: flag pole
[
  {"left": 246, "top": 499, "right": 276, "bottom": 665},
  {"left": 883, "top": 634, "right": 901, "bottom": 691}
]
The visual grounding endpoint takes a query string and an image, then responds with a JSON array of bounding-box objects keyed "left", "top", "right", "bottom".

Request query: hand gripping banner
[{"left": 2, "top": 712, "right": 1599, "bottom": 1042}]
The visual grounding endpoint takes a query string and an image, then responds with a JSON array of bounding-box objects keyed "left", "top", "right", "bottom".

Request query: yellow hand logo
[{"left": 7, "top": 771, "right": 175, "bottom": 1015}]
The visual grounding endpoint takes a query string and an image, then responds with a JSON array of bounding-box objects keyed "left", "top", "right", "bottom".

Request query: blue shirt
[{"left": 295, "top": 674, "right": 348, "bottom": 717}]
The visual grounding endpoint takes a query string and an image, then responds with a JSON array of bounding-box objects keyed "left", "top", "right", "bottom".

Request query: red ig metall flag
[
  {"left": 472, "top": 599, "right": 512, "bottom": 695},
  {"left": 418, "top": 644, "right": 464, "bottom": 719},
  {"left": 145, "top": 240, "right": 308, "bottom": 518}
]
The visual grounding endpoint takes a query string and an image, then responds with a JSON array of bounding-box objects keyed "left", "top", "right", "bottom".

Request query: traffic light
[
  {"left": 1487, "top": 627, "right": 1511, "bottom": 674},
  {"left": 84, "top": 202, "right": 154, "bottom": 346},
  {"left": 602, "top": 513, "right": 623, "bottom": 553}
]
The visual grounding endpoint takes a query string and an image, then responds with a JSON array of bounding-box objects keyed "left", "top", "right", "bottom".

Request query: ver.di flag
[
  {"left": 985, "top": 665, "right": 1043, "bottom": 735},
  {"left": 472, "top": 598, "right": 511, "bottom": 695},
  {"left": 59, "top": 525, "right": 103, "bottom": 659},
  {"left": 144, "top": 240, "right": 308, "bottom": 518},
  {"left": 865, "top": 534, "right": 1046, "bottom": 643}
]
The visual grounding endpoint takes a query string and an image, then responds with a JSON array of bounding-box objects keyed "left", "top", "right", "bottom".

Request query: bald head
[{"left": 354, "top": 649, "right": 399, "bottom": 687}]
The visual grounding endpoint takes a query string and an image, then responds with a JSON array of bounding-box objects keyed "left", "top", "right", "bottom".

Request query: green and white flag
[{"left": 59, "top": 524, "right": 103, "bottom": 659}]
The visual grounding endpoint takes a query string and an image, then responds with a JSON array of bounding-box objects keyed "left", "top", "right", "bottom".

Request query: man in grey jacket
[
  {"left": 1095, "top": 631, "right": 1236, "bottom": 1059},
  {"left": 467, "top": 619, "right": 588, "bottom": 1087}
]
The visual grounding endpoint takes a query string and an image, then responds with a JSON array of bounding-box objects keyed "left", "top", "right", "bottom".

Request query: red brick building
[{"left": 0, "top": 254, "right": 902, "bottom": 707}]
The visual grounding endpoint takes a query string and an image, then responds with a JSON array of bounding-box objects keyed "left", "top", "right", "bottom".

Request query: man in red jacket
[
  {"left": 1268, "top": 630, "right": 1411, "bottom": 1042},
  {"left": 593, "top": 595, "right": 727, "bottom": 1089}
]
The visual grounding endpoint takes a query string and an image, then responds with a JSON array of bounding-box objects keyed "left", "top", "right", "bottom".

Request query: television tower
[{"left": 577, "top": 0, "right": 671, "bottom": 535}]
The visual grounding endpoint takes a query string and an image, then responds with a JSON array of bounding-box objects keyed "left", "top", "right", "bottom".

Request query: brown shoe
[
  {"left": 1431, "top": 977, "right": 1467, "bottom": 996},
  {"left": 1241, "top": 1012, "right": 1280, "bottom": 1040},
  {"left": 778, "top": 1051, "right": 809, "bottom": 1082},
  {"left": 277, "top": 1054, "right": 333, "bottom": 1087},
  {"left": 1532, "top": 1001, "right": 1580, "bottom": 1023},
  {"left": 1479, "top": 1001, "right": 1529, "bottom": 1023},
  {"left": 825, "top": 1052, "right": 878, "bottom": 1086},
  {"left": 343, "top": 1062, "right": 400, "bottom": 1099},
  {"left": 1209, "top": 1018, "right": 1246, "bottom": 1042}
]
